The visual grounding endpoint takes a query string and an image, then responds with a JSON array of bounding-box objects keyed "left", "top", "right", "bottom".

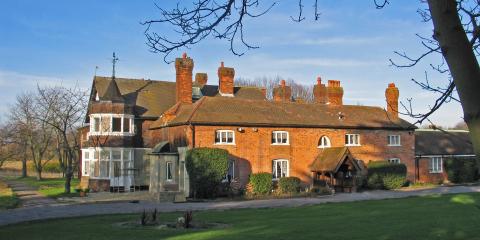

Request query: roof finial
[{"left": 111, "top": 52, "right": 119, "bottom": 79}]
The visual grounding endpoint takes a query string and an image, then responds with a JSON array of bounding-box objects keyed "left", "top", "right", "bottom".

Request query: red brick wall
[
  {"left": 416, "top": 157, "right": 448, "bottom": 184},
  {"left": 191, "top": 125, "right": 415, "bottom": 186}
]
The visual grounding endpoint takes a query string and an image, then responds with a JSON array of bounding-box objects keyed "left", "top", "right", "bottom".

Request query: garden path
[{"left": 3, "top": 179, "right": 57, "bottom": 208}]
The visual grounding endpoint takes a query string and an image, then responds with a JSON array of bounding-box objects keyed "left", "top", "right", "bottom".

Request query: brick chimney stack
[
  {"left": 218, "top": 62, "right": 235, "bottom": 96},
  {"left": 195, "top": 73, "right": 208, "bottom": 86},
  {"left": 327, "top": 80, "right": 343, "bottom": 105},
  {"left": 313, "top": 76, "right": 328, "bottom": 104},
  {"left": 385, "top": 83, "right": 399, "bottom": 118},
  {"left": 175, "top": 53, "right": 194, "bottom": 104},
  {"left": 273, "top": 79, "right": 292, "bottom": 102}
]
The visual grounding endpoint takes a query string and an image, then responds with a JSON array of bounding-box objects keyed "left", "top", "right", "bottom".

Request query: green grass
[
  {"left": 0, "top": 180, "right": 19, "bottom": 210},
  {"left": 8, "top": 177, "right": 80, "bottom": 198},
  {"left": 2, "top": 193, "right": 480, "bottom": 240}
]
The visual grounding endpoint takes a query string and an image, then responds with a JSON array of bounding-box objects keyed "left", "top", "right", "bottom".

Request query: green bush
[
  {"left": 367, "top": 161, "right": 407, "bottom": 189},
  {"left": 383, "top": 174, "right": 406, "bottom": 189},
  {"left": 185, "top": 148, "right": 229, "bottom": 198},
  {"left": 278, "top": 177, "right": 301, "bottom": 194},
  {"left": 249, "top": 173, "right": 273, "bottom": 195},
  {"left": 367, "top": 173, "right": 384, "bottom": 189},
  {"left": 445, "top": 157, "right": 479, "bottom": 183}
]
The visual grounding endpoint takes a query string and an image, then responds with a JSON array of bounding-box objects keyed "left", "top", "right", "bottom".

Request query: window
[
  {"left": 111, "top": 150, "right": 122, "bottom": 177},
  {"left": 99, "top": 150, "right": 110, "bottom": 178},
  {"left": 430, "top": 157, "right": 443, "bottom": 173},
  {"left": 123, "top": 118, "right": 131, "bottom": 133},
  {"left": 166, "top": 162, "right": 173, "bottom": 181},
  {"left": 83, "top": 150, "right": 90, "bottom": 176},
  {"left": 88, "top": 114, "right": 134, "bottom": 136},
  {"left": 112, "top": 117, "right": 122, "bottom": 132},
  {"left": 345, "top": 134, "right": 360, "bottom": 146},
  {"left": 272, "top": 159, "right": 289, "bottom": 180},
  {"left": 272, "top": 131, "right": 289, "bottom": 145},
  {"left": 215, "top": 130, "right": 235, "bottom": 144},
  {"left": 388, "top": 135, "right": 401, "bottom": 146},
  {"left": 93, "top": 117, "right": 100, "bottom": 132},
  {"left": 318, "top": 136, "right": 331, "bottom": 148},
  {"left": 388, "top": 158, "right": 401, "bottom": 164}
]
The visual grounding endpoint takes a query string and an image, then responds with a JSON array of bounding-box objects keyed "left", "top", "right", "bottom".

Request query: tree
[
  {"left": 143, "top": 0, "right": 480, "bottom": 170},
  {"left": 9, "top": 93, "right": 55, "bottom": 180},
  {"left": 236, "top": 76, "right": 314, "bottom": 101},
  {"left": 36, "top": 85, "right": 88, "bottom": 193}
]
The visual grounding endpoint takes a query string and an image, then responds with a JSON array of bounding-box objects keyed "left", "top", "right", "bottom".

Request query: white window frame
[
  {"left": 345, "top": 134, "right": 360, "bottom": 146},
  {"left": 271, "top": 131, "right": 289, "bottom": 145},
  {"left": 82, "top": 147, "right": 136, "bottom": 179},
  {"left": 166, "top": 161, "right": 173, "bottom": 181},
  {"left": 388, "top": 158, "right": 401, "bottom": 164},
  {"left": 318, "top": 136, "right": 331, "bottom": 148},
  {"left": 272, "top": 159, "right": 289, "bottom": 180},
  {"left": 82, "top": 150, "right": 90, "bottom": 176},
  {"left": 387, "top": 135, "right": 401, "bottom": 146},
  {"left": 88, "top": 113, "right": 135, "bottom": 137},
  {"left": 214, "top": 130, "right": 235, "bottom": 145},
  {"left": 430, "top": 156, "right": 443, "bottom": 173}
]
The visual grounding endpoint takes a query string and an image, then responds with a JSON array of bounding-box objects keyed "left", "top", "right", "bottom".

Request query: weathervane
[{"left": 112, "top": 52, "right": 119, "bottom": 79}]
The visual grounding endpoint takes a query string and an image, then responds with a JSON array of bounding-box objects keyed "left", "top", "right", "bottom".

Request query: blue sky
[{"left": 0, "top": 0, "right": 464, "bottom": 126}]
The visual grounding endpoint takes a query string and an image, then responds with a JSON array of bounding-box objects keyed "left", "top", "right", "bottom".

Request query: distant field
[{"left": 1, "top": 161, "right": 64, "bottom": 178}]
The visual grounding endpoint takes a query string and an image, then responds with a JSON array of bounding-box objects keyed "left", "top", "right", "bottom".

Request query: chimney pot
[
  {"left": 221, "top": 61, "right": 224, "bottom": 67},
  {"left": 281, "top": 79, "right": 286, "bottom": 87},
  {"left": 317, "top": 76, "right": 322, "bottom": 85},
  {"left": 182, "top": 52, "right": 187, "bottom": 58}
]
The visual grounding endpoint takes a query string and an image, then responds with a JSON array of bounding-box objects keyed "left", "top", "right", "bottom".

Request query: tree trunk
[
  {"left": 427, "top": 0, "right": 480, "bottom": 168},
  {"left": 36, "top": 169, "right": 42, "bottom": 181},
  {"left": 21, "top": 145, "right": 27, "bottom": 178}
]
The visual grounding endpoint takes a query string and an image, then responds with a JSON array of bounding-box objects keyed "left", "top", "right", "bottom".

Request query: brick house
[
  {"left": 79, "top": 53, "right": 417, "bottom": 193},
  {"left": 414, "top": 129, "right": 475, "bottom": 183}
]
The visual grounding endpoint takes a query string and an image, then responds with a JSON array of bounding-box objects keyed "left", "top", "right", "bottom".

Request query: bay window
[{"left": 88, "top": 114, "right": 134, "bottom": 136}]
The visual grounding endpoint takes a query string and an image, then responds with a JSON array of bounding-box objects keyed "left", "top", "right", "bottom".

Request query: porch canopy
[{"left": 310, "top": 147, "right": 361, "bottom": 189}]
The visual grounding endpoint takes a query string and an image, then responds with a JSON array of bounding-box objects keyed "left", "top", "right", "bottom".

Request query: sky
[{"left": 0, "top": 0, "right": 465, "bottom": 127}]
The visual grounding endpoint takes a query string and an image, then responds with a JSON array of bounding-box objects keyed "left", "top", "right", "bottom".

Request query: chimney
[
  {"left": 313, "top": 76, "right": 328, "bottom": 104},
  {"left": 327, "top": 80, "right": 343, "bottom": 105},
  {"left": 175, "top": 53, "right": 194, "bottom": 104},
  {"left": 385, "top": 83, "right": 399, "bottom": 118},
  {"left": 273, "top": 80, "right": 292, "bottom": 102},
  {"left": 195, "top": 73, "right": 208, "bottom": 86},
  {"left": 218, "top": 62, "right": 235, "bottom": 96}
]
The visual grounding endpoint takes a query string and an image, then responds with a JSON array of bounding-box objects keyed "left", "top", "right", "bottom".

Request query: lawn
[
  {"left": 0, "top": 180, "right": 18, "bottom": 210},
  {"left": 8, "top": 177, "right": 80, "bottom": 198},
  {"left": 1, "top": 193, "right": 480, "bottom": 240}
]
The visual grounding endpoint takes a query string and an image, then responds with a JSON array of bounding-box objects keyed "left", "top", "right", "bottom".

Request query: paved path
[
  {"left": 4, "top": 180, "right": 57, "bottom": 208},
  {"left": 0, "top": 185, "right": 479, "bottom": 227}
]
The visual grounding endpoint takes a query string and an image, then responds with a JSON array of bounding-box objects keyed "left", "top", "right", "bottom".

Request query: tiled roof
[
  {"left": 310, "top": 147, "right": 360, "bottom": 172},
  {"left": 92, "top": 76, "right": 266, "bottom": 117},
  {"left": 151, "top": 96, "right": 414, "bottom": 129},
  {"left": 415, "top": 129, "right": 474, "bottom": 156}
]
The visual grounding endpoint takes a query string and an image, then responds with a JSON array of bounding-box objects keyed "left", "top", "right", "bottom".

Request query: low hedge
[
  {"left": 278, "top": 177, "right": 301, "bottom": 194},
  {"left": 249, "top": 173, "right": 273, "bottom": 195},
  {"left": 367, "top": 161, "right": 407, "bottom": 189},
  {"left": 185, "top": 148, "right": 229, "bottom": 198},
  {"left": 445, "top": 157, "right": 479, "bottom": 183}
]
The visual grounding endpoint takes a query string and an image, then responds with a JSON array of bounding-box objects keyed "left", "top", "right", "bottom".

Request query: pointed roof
[
  {"left": 98, "top": 77, "right": 125, "bottom": 103},
  {"left": 310, "top": 147, "right": 361, "bottom": 172}
]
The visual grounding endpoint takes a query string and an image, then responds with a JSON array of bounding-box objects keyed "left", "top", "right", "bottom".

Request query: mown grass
[
  {"left": 1, "top": 193, "right": 480, "bottom": 240},
  {"left": 0, "top": 180, "right": 19, "bottom": 210},
  {"left": 8, "top": 177, "right": 80, "bottom": 198}
]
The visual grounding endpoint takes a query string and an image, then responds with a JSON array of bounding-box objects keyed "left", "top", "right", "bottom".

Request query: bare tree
[
  {"left": 36, "top": 85, "right": 88, "bottom": 193},
  {"left": 144, "top": 0, "right": 480, "bottom": 168},
  {"left": 236, "top": 76, "right": 314, "bottom": 101},
  {"left": 9, "top": 93, "right": 55, "bottom": 180},
  {"left": 0, "top": 123, "right": 20, "bottom": 170}
]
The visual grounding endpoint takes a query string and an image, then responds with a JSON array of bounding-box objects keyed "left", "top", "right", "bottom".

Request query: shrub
[
  {"left": 278, "top": 177, "right": 301, "bottom": 194},
  {"left": 367, "top": 161, "right": 407, "bottom": 189},
  {"left": 249, "top": 173, "right": 273, "bottom": 195},
  {"left": 383, "top": 174, "right": 406, "bottom": 189},
  {"left": 445, "top": 157, "right": 479, "bottom": 183},
  {"left": 185, "top": 148, "right": 229, "bottom": 198}
]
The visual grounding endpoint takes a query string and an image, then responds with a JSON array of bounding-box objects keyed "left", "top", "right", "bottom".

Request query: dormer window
[{"left": 88, "top": 114, "right": 135, "bottom": 137}]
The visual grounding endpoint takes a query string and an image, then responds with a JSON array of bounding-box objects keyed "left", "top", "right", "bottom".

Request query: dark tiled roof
[
  {"left": 415, "top": 130, "right": 474, "bottom": 156},
  {"left": 310, "top": 147, "right": 360, "bottom": 172},
  {"left": 93, "top": 76, "right": 266, "bottom": 117},
  {"left": 151, "top": 96, "right": 414, "bottom": 129}
]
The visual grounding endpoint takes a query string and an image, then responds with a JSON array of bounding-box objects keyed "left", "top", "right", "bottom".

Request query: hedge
[
  {"left": 28, "top": 161, "right": 63, "bottom": 173},
  {"left": 249, "top": 173, "right": 273, "bottom": 195},
  {"left": 278, "top": 177, "right": 301, "bottom": 194},
  {"left": 445, "top": 157, "right": 479, "bottom": 183},
  {"left": 367, "top": 161, "right": 407, "bottom": 189},
  {"left": 185, "top": 148, "right": 229, "bottom": 198}
]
